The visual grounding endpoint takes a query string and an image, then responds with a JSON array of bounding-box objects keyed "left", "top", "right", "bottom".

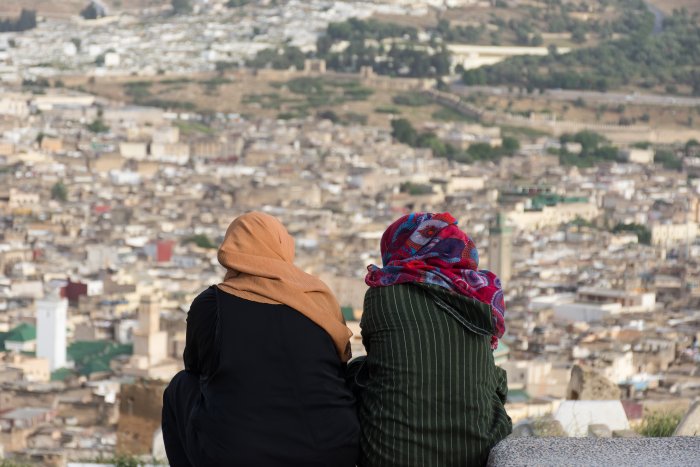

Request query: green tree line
[
  {"left": 391, "top": 118, "right": 519, "bottom": 164},
  {"left": 463, "top": 9, "right": 700, "bottom": 95}
]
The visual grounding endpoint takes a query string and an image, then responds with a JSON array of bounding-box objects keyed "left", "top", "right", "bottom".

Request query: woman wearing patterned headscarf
[{"left": 352, "top": 212, "right": 511, "bottom": 467}]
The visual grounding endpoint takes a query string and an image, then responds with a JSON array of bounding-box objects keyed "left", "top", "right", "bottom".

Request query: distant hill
[
  {"left": 648, "top": 0, "right": 700, "bottom": 15},
  {"left": 462, "top": 9, "right": 700, "bottom": 96},
  {"left": 0, "top": 0, "right": 168, "bottom": 18}
]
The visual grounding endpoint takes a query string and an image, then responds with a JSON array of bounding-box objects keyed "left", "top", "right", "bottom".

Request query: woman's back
[
  {"left": 189, "top": 287, "right": 358, "bottom": 466},
  {"left": 357, "top": 283, "right": 511, "bottom": 467}
]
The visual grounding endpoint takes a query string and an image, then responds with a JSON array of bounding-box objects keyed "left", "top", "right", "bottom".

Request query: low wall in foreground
[{"left": 487, "top": 437, "right": 700, "bottom": 466}]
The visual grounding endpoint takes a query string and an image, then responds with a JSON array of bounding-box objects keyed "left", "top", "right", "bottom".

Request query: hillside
[
  {"left": 648, "top": 0, "right": 700, "bottom": 15},
  {"left": 462, "top": 10, "right": 700, "bottom": 96},
  {"left": 0, "top": 0, "right": 167, "bottom": 18}
]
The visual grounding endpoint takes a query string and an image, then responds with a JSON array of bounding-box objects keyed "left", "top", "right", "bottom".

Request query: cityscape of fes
[{"left": 1, "top": 0, "right": 700, "bottom": 465}]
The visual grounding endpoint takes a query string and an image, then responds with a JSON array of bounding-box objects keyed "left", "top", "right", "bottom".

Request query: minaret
[
  {"left": 488, "top": 212, "right": 513, "bottom": 283},
  {"left": 36, "top": 291, "right": 68, "bottom": 371},
  {"left": 132, "top": 295, "right": 167, "bottom": 367}
]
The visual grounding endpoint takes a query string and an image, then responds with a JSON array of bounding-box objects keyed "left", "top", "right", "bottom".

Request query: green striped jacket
[{"left": 352, "top": 283, "right": 512, "bottom": 467}]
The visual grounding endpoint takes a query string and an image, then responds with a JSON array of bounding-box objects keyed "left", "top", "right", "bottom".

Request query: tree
[
  {"left": 654, "top": 149, "right": 682, "bottom": 170},
  {"left": 247, "top": 46, "right": 305, "bottom": 71},
  {"left": 561, "top": 131, "right": 608, "bottom": 156},
  {"left": 51, "top": 182, "right": 68, "bottom": 202},
  {"left": 391, "top": 119, "right": 418, "bottom": 146},
  {"left": 184, "top": 234, "right": 217, "bottom": 249},
  {"left": 171, "top": 0, "right": 192, "bottom": 14},
  {"left": 502, "top": 136, "right": 520, "bottom": 154},
  {"left": 612, "top": 223, "right": 651, "bottom": 245},
  {"left": 318, "top": 110, "right": 339, "bottom": 123},
  {"left": 86, "top": 118, "right": 109, "bottom": 133},
  {"left": 467, "top": 143, "right": 497, "bottom": 161},
  {"left": 571, "top": 28, "right": 586, "bottom": 44}
]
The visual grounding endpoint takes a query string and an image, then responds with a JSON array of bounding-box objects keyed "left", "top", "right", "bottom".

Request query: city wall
[
  {"left": 116, "top": 379, "right": 167, "bottom": 455},
  {"left": 425, "top": 89, "right": 700, "bottom": 145}
]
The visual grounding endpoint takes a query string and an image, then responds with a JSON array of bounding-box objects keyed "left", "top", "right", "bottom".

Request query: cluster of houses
[{"left": 0, "top": 69, "right": 698, "bottom": 463}]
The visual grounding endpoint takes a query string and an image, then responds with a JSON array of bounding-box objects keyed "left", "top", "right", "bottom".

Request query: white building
[
  {"left": 448, "top": 44, "right": 571, "bottom": 70},
  {"left": 554, "top": 401, "right": 630, "bottom": 437},
  {"left": 0, "top": 93, "right": 30, "bottom": 118},
  {"left": 620, "top": 148, "right": 654, "bottom": 164},
  {"left": 576, "top": 287, "right": 656, "bottom": 313},
  {"left": 553, "top": 302, "right": 622, "bottom": 323},
  {"left": 104, "top": 52, "right": 121, "bottom": 68},
  {"left": 119, "top": 142, "right": 148, "bottom": 160},
  {"left": 36, "top": 293, "right": 68, "bottom": 372}
]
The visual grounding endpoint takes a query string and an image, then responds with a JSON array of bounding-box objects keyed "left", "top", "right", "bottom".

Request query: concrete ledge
[{"left": 487, "top": 437, "right": 700, "bottom": 466}]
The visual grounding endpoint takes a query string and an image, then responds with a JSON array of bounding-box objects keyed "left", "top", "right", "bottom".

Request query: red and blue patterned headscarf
[{"left": 365, "top": 212, "right": 506, "bottom": 349}]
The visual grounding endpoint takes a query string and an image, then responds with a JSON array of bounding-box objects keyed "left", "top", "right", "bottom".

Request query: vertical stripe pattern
[{"left": 357, "top": 283, "right": 512, "bottom": 467}]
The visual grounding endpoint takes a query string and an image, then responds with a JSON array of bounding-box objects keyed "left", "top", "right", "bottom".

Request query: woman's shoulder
[
  {"left": 365, "top": 283, "right": 424, "bottom": 297},
  {"left": 190, "top": 285, "right": 218, "bottom": 310},
  {"left": 364, "top": 283, "right": 427, "bottom": 309}
]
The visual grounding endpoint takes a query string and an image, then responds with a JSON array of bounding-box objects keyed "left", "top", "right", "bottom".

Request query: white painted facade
[
  {"left": 554, "top": 401, "right": 630, "bottom": 437},
  {"left": 36, "top": 294, "right": 68, "bottom": 372}
]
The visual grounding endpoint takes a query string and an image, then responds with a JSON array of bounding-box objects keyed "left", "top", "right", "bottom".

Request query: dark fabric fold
[{"left": 163, "top": 286, "right": 360, "bottom": 466}]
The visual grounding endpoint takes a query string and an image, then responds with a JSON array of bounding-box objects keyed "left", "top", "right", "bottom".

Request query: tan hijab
[{"left": 217, "top": 211, "right": 352, "bottom": 362}]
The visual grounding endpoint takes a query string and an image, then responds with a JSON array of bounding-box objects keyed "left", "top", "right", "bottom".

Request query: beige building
[
  {"left": 2, "top": 354, "right": 50, "bottom": 382},
  {"left": 576, "top": 287, "right": 656, "bottom": 313},
  {"left": 40, "top": 137, "right": 64, "bottom": 154},
  {"left": 150, "top": 143, "right": 190, "bottom": 165},
  {"left": 123, "top": 295, "right": 180, "bottom": 381},
  {"left": 506, "top": 400, "right": 561, "bottom": 424},
  {"left": 508, "top": 201, "right": 599, "bottom": 231},
  {"left": 500, "top": 359, "right": 570, "bottom": 399},
  {"left": 0, "top": 141, "right": 15, "bottom": 157},
  {"left": 152, "top": 126, "right": 180, "bottom": 144},
  {"left": 119, "top": 142, "right": 148, "bottom": 161},
  {"left": 445, "top": 175, "right": 486, "bottom": 193},
  {"left": 0, "top": 93, "right": 30, "bottom": 118},
  {"left": 9, "top": 189, "right": 40, "bottom": 212},
  {"left": 651, "top": 222, "right": 697, "bottom": 248}
]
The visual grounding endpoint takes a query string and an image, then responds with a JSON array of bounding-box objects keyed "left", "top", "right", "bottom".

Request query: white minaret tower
[{"left": 36, "top": 291, "right": 68, "bottom": 371}]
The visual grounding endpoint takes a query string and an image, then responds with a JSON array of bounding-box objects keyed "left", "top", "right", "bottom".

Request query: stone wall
[
  {"left": 488, "top": 437, "right": 700, "bottom": 466},
  {"left": 116, "top": 379, "right": 167, "bottom": 455}
]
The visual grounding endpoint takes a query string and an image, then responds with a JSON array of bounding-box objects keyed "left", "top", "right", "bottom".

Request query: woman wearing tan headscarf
[{"left": 162, "top": 212, "right": 359, "bottom": 467}]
